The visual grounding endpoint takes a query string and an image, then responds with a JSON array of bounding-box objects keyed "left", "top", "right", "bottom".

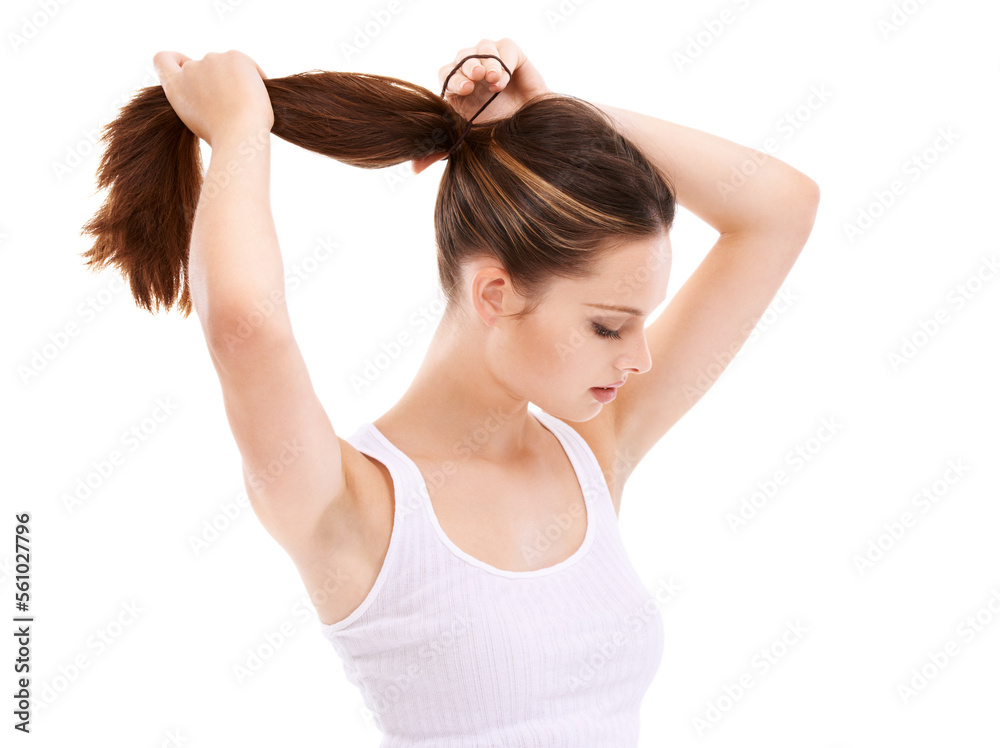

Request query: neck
[{"left": 383, "top": 307, "right": 538, "bottom": 464}]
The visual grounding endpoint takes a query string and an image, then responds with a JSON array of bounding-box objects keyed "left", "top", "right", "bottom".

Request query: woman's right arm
[
  {"left": 196, "top": 128, "right": 353, "bottom": 558},
  {"left": 155, "top": 51, "right": 353, "bottom": 558}
]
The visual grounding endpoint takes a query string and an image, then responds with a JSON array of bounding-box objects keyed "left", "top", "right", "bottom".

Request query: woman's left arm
[{"left": 593, "top": 102, "right": 820, "bottom": 480}]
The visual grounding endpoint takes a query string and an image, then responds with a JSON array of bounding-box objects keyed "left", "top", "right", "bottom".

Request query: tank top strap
[
  {"left": 530, "top": 407, "right": 617, "bottom": 523},
  {"left": 317, "top": 422, "right": 434, "bottom": 633},
  {"left": 345, "top": 421, "right": 431, "bottom": 530}
]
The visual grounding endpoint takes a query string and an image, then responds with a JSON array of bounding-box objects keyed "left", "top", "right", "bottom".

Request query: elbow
[
  {"left": 799, "top": 175, "right": 821, "bottom": 216},
  {"left": 782, "top": 168, "right": 820, "bottom": 212},
  {"left": 785, "top": 175, "right": 820, "bottom": 246},
  {"left": 797, "top": 174, "right": 821, "bottom": 208},
  {"left": 802, "top": 177, "right": 821, "bottom": 236},
  {"left": 204, "top": 295, "right": 293, "bottom": 359}
]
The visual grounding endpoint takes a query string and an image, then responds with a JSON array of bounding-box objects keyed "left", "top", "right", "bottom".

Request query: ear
[
  {"left": 469, "top": 265, "right": 516, "bottom": 328},
  {"left": 411, "top": 151, "right": 448, "bottom": 174}
]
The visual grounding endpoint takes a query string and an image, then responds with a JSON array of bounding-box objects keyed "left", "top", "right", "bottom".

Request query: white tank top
[{"left": 319, "top": 406, "right": 664, "bottom": 747}]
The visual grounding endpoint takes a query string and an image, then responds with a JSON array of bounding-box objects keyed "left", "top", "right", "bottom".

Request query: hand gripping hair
[{"left": 81, "top": 60, "right": 674, "bottom": 318}]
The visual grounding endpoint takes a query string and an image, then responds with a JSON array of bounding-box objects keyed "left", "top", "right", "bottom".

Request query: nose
[{"left": 620, "top": 331, "right": 653, "bottom": 376}]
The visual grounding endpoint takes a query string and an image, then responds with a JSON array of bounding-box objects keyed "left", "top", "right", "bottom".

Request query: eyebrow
[{"left": 584, "top": 303, "right": 645, "bottom": 316}]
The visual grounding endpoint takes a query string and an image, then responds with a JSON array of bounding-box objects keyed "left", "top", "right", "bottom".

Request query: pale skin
[{"left": 153, "top": 38, "right": 818, "bottom": 625}]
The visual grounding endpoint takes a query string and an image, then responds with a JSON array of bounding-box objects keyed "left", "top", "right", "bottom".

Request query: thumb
[
  {"left": 152, "top": 51, "right": 192, "bottom": 85},
  {"left": 411, "top": 151, "right": 447, "bottom": 174}
]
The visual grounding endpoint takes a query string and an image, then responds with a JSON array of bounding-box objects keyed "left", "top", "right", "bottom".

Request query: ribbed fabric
[{"left": 319, "top": 406, "right": 664, "bottom": 747}]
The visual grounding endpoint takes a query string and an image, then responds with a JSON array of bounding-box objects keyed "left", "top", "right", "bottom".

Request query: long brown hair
[{"left": 81, "top": 67, "right": 675, "bottom": 317}]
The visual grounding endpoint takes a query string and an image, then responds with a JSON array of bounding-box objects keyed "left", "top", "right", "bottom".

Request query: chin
[{"left": 536, "top": 391, "right": 602, "bottom": 423}]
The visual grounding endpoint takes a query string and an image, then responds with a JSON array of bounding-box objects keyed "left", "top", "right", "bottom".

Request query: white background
[{"left": 2, "top": 0, "right": 999, "bottom": 745}]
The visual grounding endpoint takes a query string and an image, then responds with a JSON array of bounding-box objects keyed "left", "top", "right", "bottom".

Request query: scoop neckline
[{"left": 365, "top": 409, "right": 596, "bottom": 578}]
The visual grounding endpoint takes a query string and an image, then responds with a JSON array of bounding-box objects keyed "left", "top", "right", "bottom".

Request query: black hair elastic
[{"left": 440, "top": 54, "right": 513, "bottom": 158}]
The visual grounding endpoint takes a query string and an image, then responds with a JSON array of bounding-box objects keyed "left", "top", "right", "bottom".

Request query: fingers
[
  {"left": 215, "top": 49, "right": 269, "bottom": 81},
  {"left": 439, "top": 55, "right": 474, "bottom": 95},
  {"left": 458, "top": 44, "right": 493, "bottom": 87},
  {"left": 491, "top": 38, "right": 521, "bottom": 89},
  {"left": 153, "top": 50, "right": 267, "bottom": 87},
  {"left": 474, "top": 45, "right": 506, "bottom": 91},
  {"left": 231, "top": 49, "right": 268, "bottom": 81},
  {"left": 438, "top": 38, "right": 516, "bottom": 96}
]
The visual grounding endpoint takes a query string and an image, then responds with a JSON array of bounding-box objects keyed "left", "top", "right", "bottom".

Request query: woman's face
[{"left": 480, "top": 231, "right": 671, "bottom": 422}]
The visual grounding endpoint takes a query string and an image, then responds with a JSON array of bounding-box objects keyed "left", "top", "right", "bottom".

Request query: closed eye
[{"left": 592, "top": 322, "right": 623, "bottom": 340}]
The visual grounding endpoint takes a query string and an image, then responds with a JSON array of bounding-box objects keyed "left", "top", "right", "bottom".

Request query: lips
[{"left": 596, "top": 379, "right": 626, "bottom": 389}]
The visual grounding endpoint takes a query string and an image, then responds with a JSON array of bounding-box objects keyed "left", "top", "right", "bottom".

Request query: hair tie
[{"left": 440, "top": 54, "right": 513, "bottom": 158}]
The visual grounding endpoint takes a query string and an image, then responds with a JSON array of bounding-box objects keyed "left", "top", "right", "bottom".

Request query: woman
[{"left": 84, "top": 37, "right": 819, "bottom": 745}]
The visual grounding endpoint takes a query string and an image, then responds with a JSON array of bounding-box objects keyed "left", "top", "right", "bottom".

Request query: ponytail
[
  {"left": 81, "top": 70, "right": 464, "bottom": 316},
  {"left": 82, "top": 66, "right": 674, "bottom": 320}
]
